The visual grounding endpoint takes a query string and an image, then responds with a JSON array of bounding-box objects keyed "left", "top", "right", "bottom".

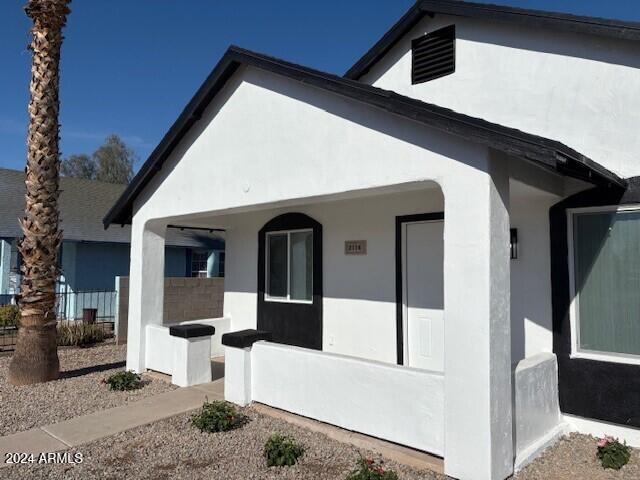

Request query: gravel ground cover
[
  {"left": 2, "top": 359, "right": 638, "bottom": 480},
  {"left": 2, "top": 404, "right": 639, "bottom": 479},
  {"left": 5, "top": 406, "right": 448, "bottom": 480},
  {"left": 0, "top": 343, "right": 176, "bottom": 436},
  {"left": 515, "top": 433, "right": 640, "bottom": 480}
]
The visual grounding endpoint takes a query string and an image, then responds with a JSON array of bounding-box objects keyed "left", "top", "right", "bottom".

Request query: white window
[
  {"left": 569, "top": 205, "right": 640, "bottom": 365},
  {"left": 266, "top": 229, "right": 312, "bottom": 303},
  {"left": 218, "top": 252, "right": 225, "bottom": 277},
  {"left": 191, "top": 250, "right": 209, "bottom": 278}
]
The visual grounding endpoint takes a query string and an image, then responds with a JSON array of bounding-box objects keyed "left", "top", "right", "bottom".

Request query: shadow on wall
[
  {"left": 222, "top": 188, "right": 445, "bottom": 305},
  {"left": 364, "top": 15, "right": 640, "bottom": 86},
  {"left": 460, "top": 19, "right": 640, "bottom": 69}
]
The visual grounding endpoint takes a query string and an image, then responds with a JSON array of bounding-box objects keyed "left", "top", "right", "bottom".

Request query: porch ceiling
[
  {"left": 147, "top": 181, "right": 443, "bottom": 231},
  {"left": 103, "top": 46, "right": 625, "bottom": 228}
]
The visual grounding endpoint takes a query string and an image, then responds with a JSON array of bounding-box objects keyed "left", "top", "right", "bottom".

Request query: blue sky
[{"left": 1, "top": 0, "right": 639, "bottom": 172}]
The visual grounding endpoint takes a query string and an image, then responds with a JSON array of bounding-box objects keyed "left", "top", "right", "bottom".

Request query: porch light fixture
[{"left": 510, "top": 228, "right": 518, "bottom": 259}]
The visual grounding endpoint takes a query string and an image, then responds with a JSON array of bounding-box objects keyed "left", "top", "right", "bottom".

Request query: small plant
[
  {"left": 346, "top": 457, "right": 399, "bottom": 480},
  {"left": 104, "top": 370, "right": 143, "bottom": 391},
  {"left": 263, "top": 433, "right": 304, "bottom": 467},
  {"left": 57, "top": 321, "right": 104, "bottom": 347},
  {"left": 597, "top": 436, "right": 631, "bottom": 470},
  {"left": 0, "top": 305, "right": 20, "bottom": 328},
  {"left": 191, "top": 400, "right": 246, "bottom": 433}
]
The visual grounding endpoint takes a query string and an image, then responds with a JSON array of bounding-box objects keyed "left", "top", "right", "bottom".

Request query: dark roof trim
[
  {"left": 104, "top": 46, "right": 625, "bottom": 227},
  {"left": 345, "top": 0, "right": 640, "bottom": 80}
]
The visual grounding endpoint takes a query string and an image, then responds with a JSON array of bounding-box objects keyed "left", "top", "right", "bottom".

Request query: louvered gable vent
[{"left": 411, "top": 25, "right": 455, "bottom": 84}]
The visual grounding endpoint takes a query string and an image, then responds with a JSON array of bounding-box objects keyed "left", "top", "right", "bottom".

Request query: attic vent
[{"left": 411, "top": 25, "right": 455, "bottom": 84}]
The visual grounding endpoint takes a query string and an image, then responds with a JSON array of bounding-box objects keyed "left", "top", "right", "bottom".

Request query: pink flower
[{"left": 597, "top": 437, "right": 610, "bottom": 448}]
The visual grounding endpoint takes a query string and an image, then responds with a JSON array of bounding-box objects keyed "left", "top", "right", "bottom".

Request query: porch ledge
[
  {"left": 222, "top": 329, "right": 272, "bottom": 348},
  {"left": 169, "top": 324, "right": 216, "bottom": 338}
]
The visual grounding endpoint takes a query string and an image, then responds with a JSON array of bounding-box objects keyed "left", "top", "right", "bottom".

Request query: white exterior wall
[
  {"left": 130, "top": 66, "right": 491, "bottom": 224},
  {"left": 224, "top": 184, "right": 555, "bottom": 365},
  {"left": 224, "top": 189, "right": 444, "bottom": 363},
  {"left": 125, "top": 65, "right": 524, "bottom": 479},
  {"left": 362, "top": 15, "right": 640, "bottom": 178},
  {"left": 251, "top": 341, "right": 445, "bottom": 455},
  {"left": 510, "top": 185, "right": 558, "bottom": 362}
]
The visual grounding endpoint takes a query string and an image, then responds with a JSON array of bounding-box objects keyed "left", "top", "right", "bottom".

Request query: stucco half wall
[
  {"left": 252, "top": 341, "right": 445, "bottom": 455},
  {"left": 224, "top": 342, "right": 565, "bottom": 472}
]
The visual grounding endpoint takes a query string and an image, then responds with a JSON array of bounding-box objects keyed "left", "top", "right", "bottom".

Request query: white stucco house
[{"left": 104, "top": 1, "right": 640, "bottom": 479}]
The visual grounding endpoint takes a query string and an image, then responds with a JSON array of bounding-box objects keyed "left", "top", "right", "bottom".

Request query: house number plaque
[{"left": 345, "top": 240, "right": 367, "bottom": 255}]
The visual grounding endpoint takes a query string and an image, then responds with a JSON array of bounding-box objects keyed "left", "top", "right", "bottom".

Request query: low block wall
[
  {"left": 115, "top": 276, "right": 224, "bottom": 344},
  {"left": 251, "top": 342, "right": 445, "bottom": 455},
  {"left": 145, "top": 316, "right": 230, "bottom": 376},
  {"left": 513, "top": 353, "right": 565, "bottom": 470}
]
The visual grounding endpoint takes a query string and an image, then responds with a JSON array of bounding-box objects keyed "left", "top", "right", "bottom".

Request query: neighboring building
[
  {"left": 0, "top": 167, "right": 225, "bottom": 301},
  {"left": 103, "top": 2, "right": 640, "bottom": 479}
]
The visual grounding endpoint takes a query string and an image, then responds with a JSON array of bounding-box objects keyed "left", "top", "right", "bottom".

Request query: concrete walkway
[
  {"left": 1, "top": 364, "right": 441, "bottom": 475},
  {"left": 0, "top": 378, "right": 223, "bottom": 468}
]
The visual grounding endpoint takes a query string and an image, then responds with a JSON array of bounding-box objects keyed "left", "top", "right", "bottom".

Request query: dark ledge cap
[
  {"left": 169, "top": 324, "right": 216, "bottom": 338},
  {"left": 222, "top": 329, "right": 272, "bottom": 348}
]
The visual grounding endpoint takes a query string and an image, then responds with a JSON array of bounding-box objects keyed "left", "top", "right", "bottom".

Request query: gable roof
[
  {"left": 0, "top": 168, "right": 223, "bottom": 248},
  {"left": 345, "top": 0, "right": 640, "bottom": 80},
  {"left": 103, "top": 46, "right": 625, "bottom": 227}
]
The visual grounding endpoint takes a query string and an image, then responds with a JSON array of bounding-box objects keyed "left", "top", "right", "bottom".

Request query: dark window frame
[
  {"left": 257, "top": 213, "right": 323, "bottom": 350},
  {"left": 190, "top": 250, "right": 209, "bottom": 278},
  {"left": 550, "top": 183, "right": 640, "bottom": 428}
]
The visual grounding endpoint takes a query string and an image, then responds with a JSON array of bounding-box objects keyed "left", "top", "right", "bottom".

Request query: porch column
[
  {"left": 126, "top": 219, "right": 166, "bottom": 373},
  {"left": 443, "top": 156, "right": 512, "bottom": 480}
]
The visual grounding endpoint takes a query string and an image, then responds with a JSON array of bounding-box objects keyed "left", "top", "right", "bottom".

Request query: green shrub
[
  {"left": 263, "top": 433, "right": 304, "bottom": 467},
  {"left": 104, "top": 371, "right": 143, "bottom": 391},
  {"left": 57, "top": 321, "right": 104, "bottom": 347},
  {"left": 191, "top": 400, "right": 246, "bottom": 433},
  {"left": 597, "top": 436, "right": 631, "bottom": 470},
  {"left": 0, "top": 305, "right": 20, "bottom": 328},
  {"left": 346, "top": 457, "right": 399, "bottom": 480}
]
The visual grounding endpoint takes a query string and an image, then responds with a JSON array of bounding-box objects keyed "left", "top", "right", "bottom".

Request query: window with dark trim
[
  {"left": 569, "top": 207, "right": 640, "bottom": 362},
  {"left": 265, "top": 229, "right": 313, "bottom": 303},
  {"left": 218, "top": 252, "right": 225, "bottom": 277},
  {"left": 10, "top": 239, "right": 21, "bottom": 273},
  {"left": 257, "top": 213, "right": 323, "bottom": 350},
  {"left": 550, "top": 186, "right": 640, "bottom": 429},
  {"left": 191, "top": 250, "right": 209, "bottom": 277},
  {"left": 411, "top": 25, "right": 455, "bottom": 85}
]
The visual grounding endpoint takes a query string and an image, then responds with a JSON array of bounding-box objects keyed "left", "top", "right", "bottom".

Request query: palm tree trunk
[{"left": 8, "top": 0, "right": 71, "bottom": 385}]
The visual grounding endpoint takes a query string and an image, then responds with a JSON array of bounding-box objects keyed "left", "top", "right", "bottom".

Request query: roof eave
[
  {"left": 345, "top": 0, "right": 640, "bottom": 80},
  {"left": 103, "top": 53, "right": 242, "bottom": 227},
  {"left": 103, "top": 47, "right": 626, "bottom": 227}
]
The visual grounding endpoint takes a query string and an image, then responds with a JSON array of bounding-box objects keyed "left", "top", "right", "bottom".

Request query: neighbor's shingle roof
[{"left": 0, "top": 168, "right": 223, "bottom": 249}]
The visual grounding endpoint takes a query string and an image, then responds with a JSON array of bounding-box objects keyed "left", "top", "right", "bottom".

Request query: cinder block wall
[{"left": 115, "top": 277, "right": 224, "bottom": 343}]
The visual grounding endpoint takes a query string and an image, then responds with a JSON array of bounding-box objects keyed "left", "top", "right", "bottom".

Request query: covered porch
[
  {"left": 124, "top": 168, "right": 566, "bottom": 478},
  {"left": 105, "top": 48, "right": 624, "bottom": 480}
]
